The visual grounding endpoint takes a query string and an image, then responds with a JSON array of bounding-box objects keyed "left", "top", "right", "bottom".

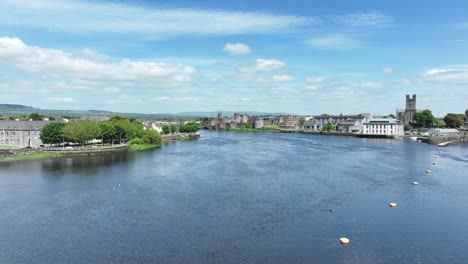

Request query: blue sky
[{"left": 0, "top": 0, "right": 467, "bottom": 116}]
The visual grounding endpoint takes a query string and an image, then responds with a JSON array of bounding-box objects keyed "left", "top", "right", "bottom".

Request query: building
[
  {"left": 0, "top": 121, "right": 49, "bottom": 148},
  {"left": 396, "top": 94, "right": 417, "bottom": 124},
  {"left": 315, "top": 113, "right": 372, "bottom": 133},
  {"left": 362, "top": 118, "right": 404, "bottom": 136},
  {"left": 429, "top": 128, "right": 460, "bottom": 138}
]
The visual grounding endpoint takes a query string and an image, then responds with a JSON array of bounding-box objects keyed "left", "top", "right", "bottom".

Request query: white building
[
  {"left": 362, "top": 118, "right": 404, "bottom": 136},
  {"left": 429, "top": 128, "right": 460, "bottom": 138}
]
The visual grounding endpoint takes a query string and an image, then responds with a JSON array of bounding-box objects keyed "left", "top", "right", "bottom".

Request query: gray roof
[
  {"left": 365, "top": 118, "right": 401, "bottom": 124},
  {"left": 0, "top": 120, "right": 51, "bottom": 130}
]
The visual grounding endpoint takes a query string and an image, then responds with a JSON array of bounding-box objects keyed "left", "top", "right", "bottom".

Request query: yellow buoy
[
  {"left": 426, "top": 170, "right": 432, "bottom": 173},
  {"left": 389, "top": 202, "right": 397, "bottom": 207},
  {"left": 340, "top": 237, "right": 350, "bottom": 245},
  {"left": 412, "top": 181, "right": 419, "bottom": 185}
]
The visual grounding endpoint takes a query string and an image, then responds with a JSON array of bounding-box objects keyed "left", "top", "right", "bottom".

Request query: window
[
  {"left": 5, "top": 139, "right": 9, "bottom": 144},
  {"left": 5, "top": 132, "right": 8, "bottom": 136},
  {"left": 11, "top": 132, "right": 15, "bottom": 136},
  {"left": 28, "top": 132, "right": 31, "bottom": 136}
]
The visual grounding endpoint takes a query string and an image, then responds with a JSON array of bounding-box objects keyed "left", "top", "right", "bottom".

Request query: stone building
[
  {"left": 396, "top": 94, "right": 417, "bottom": 124},
  {"left": 0, "top": 121, "right": 49, "bottom": 148}
]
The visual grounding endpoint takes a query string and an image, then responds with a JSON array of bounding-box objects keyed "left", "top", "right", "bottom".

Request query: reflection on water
[{"left": 0, "top": 131, "right": 467, "bottom": 264}]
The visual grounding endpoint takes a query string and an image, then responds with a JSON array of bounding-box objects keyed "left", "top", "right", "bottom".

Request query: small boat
[
  {"left": 438, "top": 142, "right": 451, "bottom": 147},
  {"left": 409, "top": 136, "right": 418, "bottom": 141}
]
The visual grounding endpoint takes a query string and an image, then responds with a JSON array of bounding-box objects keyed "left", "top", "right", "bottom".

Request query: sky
[{"left": 0, "top": 0, "right": 467, "bottom": 116}]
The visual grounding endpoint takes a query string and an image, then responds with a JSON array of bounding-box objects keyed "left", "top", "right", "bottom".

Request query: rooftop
[
  {"left": 365, "top": 118, "right": 402, "bottom": 124},
  {"left": 0, "top": 120, "right": 50, "bottom": 130}
]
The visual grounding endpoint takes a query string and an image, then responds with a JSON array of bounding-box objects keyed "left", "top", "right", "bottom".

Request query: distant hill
[
  {"left": 0, "top": 104, "right": 291, "bottom": 120},
  {"left": 0, "top": 104, "right": 38, "bottom": 110}
]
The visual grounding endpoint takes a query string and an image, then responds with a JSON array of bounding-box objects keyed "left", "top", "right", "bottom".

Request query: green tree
[
  {"left": 162, "top": 125, "right": 170, "bottom": 135},
  {"left": 141, "top": 129, "right": 162, "bottom": 145},
  {"left": 109, "top": 115, "right": 125, "bottom": 122},
  {"left": 170, "top": 124, "right": 178, "bottom": 133},
  {"left": 414, "top": 109, "right": 436, "bottom": 127},
  {"left": 29, "top": 112, "right": 45, "bottom": 121},
  {"left": 179, "top": 122, "right": 199, "bottom": 133},
  {"left": 62, "top": 120, "right": 101, "bottom": 144},
  {"left": 110, "top": 118, "right": 140, "bottom": 141},
  {"left": 435, "top": 119, "right": 446, "bottom": 127},
  {"left": 443, "top": 113, "right": 464, "bottom": 128},
  {"left": 322, "top": 122, "right": 334, "bottom": 132},
  {"left": 244, "top": 123, "right": 251, "bottom": 129},
  {"left": 388, "top": 114, "right": 396, "bottom": 118},
  {"left": 40, "top": 122, "right": 66, "bottom": 144},
  {"left": 99, "top": 122, "right": 116, "bottom": 143}
]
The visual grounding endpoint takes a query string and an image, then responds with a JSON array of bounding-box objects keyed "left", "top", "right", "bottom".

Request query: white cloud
[
  {"left": 382, "top": 68, "right": 393, "bottom": 75},
  {"left": 306, "top": 35, "right": 363, "bottom": 50},
  {"left": 351, "top": 81, "right": 384, "bottom": 89},
  {"left": 239, "top": 59, "right": 286, "bottom": 73},
  {"left": 47, "top": 97, "right": 77, "bottom": 103},
  {"left": 223, "top": 43, "right": 251, "bottom": 55},
  {"left": 0, "top": 0, "right": 312, "bottom": 37},
  {"left": 421, "top": 66, "right": 468, "bottom": 83},
  {"left": 152, "top": 96, "right": 200, "bottom": 102},
  {"left": 272, "top": 87, "right": 298, "bottom": 94},
  {"left": 305, "top": 76, "right": 329, "bottom": 84},
  {"left": 422, "top": 68, "right": 459, "bottom": 76},
  {"left": 105, "top": 95, "right": 142, "bottom": 105},
  {"left": 305, "top": 85, "right": 320, "bottom": 91},
  {"left": 0, "top": 37, "right": 196, "bottom": 86},
  {"left": 272, "top": 74, "right": 293, "bottom": 82},
  {"left": 332, "top": 11, "right": 394, "bottom": 28},
  {"left": 332, "top": 86, "right": 354, "bottom": 98}
]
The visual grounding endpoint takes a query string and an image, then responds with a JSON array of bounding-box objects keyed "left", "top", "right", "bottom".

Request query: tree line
[
  {"left": 161, "top": 122, "right": 199, "bottom": 134},
  {"left": 411, "top": 110, "right": 467, "bottom": 129},
  {"left": 40, "top": 116, "right": 161, "bottom": 146}
]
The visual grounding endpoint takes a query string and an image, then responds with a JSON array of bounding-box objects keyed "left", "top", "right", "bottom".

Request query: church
[{"left": 396, "top": 94, "right": 417, "bottom": 124}]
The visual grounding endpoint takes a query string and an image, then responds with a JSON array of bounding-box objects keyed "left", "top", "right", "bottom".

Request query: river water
[{"left": 1, "top": 131, "right": 468, "bottom": 263}]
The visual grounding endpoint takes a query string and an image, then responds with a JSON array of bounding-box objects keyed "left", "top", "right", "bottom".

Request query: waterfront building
[
  {"left": 429, "top": 128, "right": 460, "bottom": 138},
  {"left": 315, "top": 113, "right": 372, "bottom": 133},
  {"left": 362, "top": 118, "right": 404, "bottom": 136},
  {"left": 0, "top": 120, "right": 49, "bottom": 148},
  {"left": 302, "top": 119, "right": 318, "bottom": 131}
]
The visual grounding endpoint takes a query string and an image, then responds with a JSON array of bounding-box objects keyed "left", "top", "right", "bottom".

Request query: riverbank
[{"left": 0, "top": 133, "right": 201, "bottom": 162}]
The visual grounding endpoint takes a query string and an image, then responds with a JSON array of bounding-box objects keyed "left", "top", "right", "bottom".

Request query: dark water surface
[{"left": 1, "top": 131, "right": 468, "bottom": 264}]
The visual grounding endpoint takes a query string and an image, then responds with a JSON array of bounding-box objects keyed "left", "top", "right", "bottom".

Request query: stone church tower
[{"left": 404, "top": 94, "right": 416, "bottom": 123}]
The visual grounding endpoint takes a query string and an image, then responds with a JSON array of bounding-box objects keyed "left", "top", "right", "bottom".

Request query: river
[{"left": 1, "top": 131, "right": 468, "bottom": 263}]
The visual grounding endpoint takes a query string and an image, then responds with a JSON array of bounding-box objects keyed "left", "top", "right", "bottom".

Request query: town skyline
[{"left": 1, "top": 0, "right": 468, "bottom": 116}]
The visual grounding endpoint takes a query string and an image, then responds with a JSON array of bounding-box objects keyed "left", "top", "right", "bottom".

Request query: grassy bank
[
  {"left": 128, "top": 143, "right": 160, "bottom": 151},
  {"left": 0, "top": 150, "right": 58, "bottom": 162}
]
